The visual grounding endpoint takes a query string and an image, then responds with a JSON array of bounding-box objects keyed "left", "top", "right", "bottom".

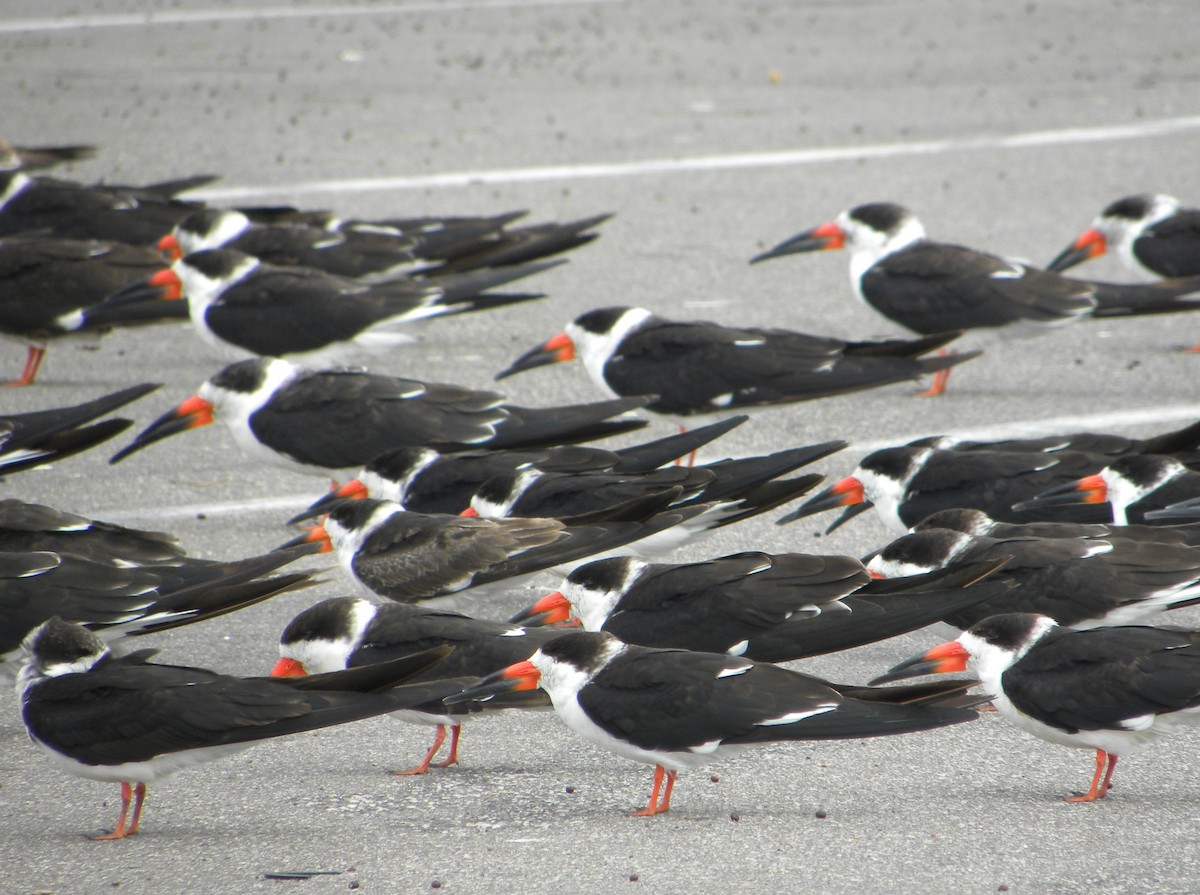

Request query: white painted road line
[
  {"left": 0, "top": 0, "right": 624, "bottom": 34},
  {"left": 189, "top": 115, "right": 1200, "bottom": 201}
]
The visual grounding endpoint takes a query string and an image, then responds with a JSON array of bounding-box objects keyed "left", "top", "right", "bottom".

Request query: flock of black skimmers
[{"left": 6, "top": 140, "right": 1200, "bottom": 839}]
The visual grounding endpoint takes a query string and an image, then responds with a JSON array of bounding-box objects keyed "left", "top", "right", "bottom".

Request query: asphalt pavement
[{"left": 4, "top": 1, "right": 1200, "bottom": 893}]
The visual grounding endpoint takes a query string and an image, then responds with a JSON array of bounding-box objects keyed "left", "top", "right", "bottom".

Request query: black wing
[
  {"left": 579, "top": 646, "right": 972, "bottom": 751},
  {"left": 252, "top": 370, "right": 508, "bottom": 468},
  {"left": 1004, "top": 625, "right": 1200, "bottom": 733},
  {"left": 862, "top": 241, "right": 1095, "bottom": 334},
  {"left": 1136, "top": 211, "right": 1200, "bottom": 277}
]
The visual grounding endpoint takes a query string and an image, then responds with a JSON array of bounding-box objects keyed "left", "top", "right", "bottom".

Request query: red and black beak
[
  {"left": 1046, "top": 228, "right": 1107, "bottom": 273},
  {"left": 289, "top": 479, "right": 368, "bottom": 525},
  {"left": 270, "top": 657, "right": 308, "bottom": 677},
  {"left": 750, "top": 221, "right": 847, "bottom": 264},
  {"left": 443, "top": 659, "right": 542, "bottom": 705},
  {"left": 495, "top": 332, "right": 576, "bottom": 380},
  {"left": 101, "top": 268, "right": 183, "bottom": 307},
  {"left": 276, "top": 523, "right": 333, "bottom": 554},
  {"left": 869, "top": 640, "right": 970, "bottom": 685},
  {"left": 776, "top": 474, "right": 872, "bottom": 532},
  {"left": 1011, "top": 474, "right": 1109, "bottom": 513},
  {"left": 82, "top": 267, "right": 187, "bottom": 329},
  {"left": 157, "top": 233, "right": 185, "bottom": 261},
  {"left": 508, "top": 591, "right": 578, "bottom": 627},
  {"left": 109, "top": 394, "right": 214, "bottom": 463}
]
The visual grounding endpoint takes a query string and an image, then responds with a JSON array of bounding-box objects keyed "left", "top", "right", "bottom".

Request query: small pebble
[
  {"left": 565, "top": 785, "right": 575, "bottom": 794},
  {"left": 730, "top": 812, "right": 740, "bottom": 822},
  {"left": 710, "top": 775, "right": 719, "bottom": 783},
  {"left": 431, "top": 882, "right": 442, "bottom": 890},
  {"left": 815, "top": 808, "right": 828, "bottom": 819},
  {"left": 348, "top": 883, "right": 360, "bottom": 891},
  {"left": 629, "top": 874, "right": 639, "bottom": 883}
]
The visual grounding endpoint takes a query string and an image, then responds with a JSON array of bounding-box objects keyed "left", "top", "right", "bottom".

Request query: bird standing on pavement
[
  {"left": 449, "top": 630, "right": 980, "bottom": 816},
  {"left": 752, "top": 202, "right": 1200, "bottom": 395},
  {"left": 100, "top": 248, "right": 553, "bottom": 365},
  {"left": 160, "top": 206, "right": 613, "bottom": 280},
  {"left": 1014, "top": 454, "right": 1200, "bottom": 525},
  {"left": 274, "top": 596, "right": 559, "bottom": 775},
  {"left": 110, "top": 357, "right": 649, "bottom": 479},
  {"left": 866, "top": 524, "right": 1200, "bottom": 629},
  {"left": 510, "top": 551, "right": 1008, "bottom": 661},
  {"left": 0, "top": 235, "right": 185, "bottom": 384},
  {"left": 1048, "top": 194, "right": 1200, "bottom": 280},
  {"left": 497, "top": 305, "right": 976, "bottom": 411},
  {"left": 874, "top": 613, "right": 1200, "bottom": 802},
  {"left": 16, "top": 617, "right": 459, "bottom": 839},
  {"left": 783, "top": 445, "right": 1116, "bottom": 533}
]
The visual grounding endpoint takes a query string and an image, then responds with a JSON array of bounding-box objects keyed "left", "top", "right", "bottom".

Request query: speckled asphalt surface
[{"left": 3, "top": 2, "right": 1200, "bottom": 893}]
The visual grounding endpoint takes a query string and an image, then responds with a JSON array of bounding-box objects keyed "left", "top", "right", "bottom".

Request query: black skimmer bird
[
  {"left": 292, "top": 416, "right": 749, "bottom": 521},
  {"left": 752, "top": 202, "right": 1200, "bottom": 395},
  {"left": 874, "top": 613, "right": 1200, "bottom": 802},
  {"left": 16, "top": 617, "right": 459, "bottom": 839},
  {"left": 1015, "top": 454, "right": 1200, "bottom": 526},
  {"left": 101, "top": 247, "right": 553, "bottom": 364},
  {"left": 466, "top": 466, "right": 824, "bottom": 558},
  {"left": 0, "top": 383, "right": 158, "bottom": 471},
  {"left": 1047, "top": 194, "right": 1200, "bottom": 352},
  {"left": 0, "top": 140, "right": 95, "bottom": 172},
  {"left": 285, "top": 495, "right": 706, "bottom": 606},
  {"left": 911, "top": 506, "right": 1200, "bottom": 548},
  {"left": 495, "top": 306, "right": 977, "bottom": 413},
  {"left": 1048, "top": 194, "right": 1200, "bottom": 280},
  {"left": 410, "top": 211, "right": 613, "bottom": 275},
  {"left": 0, "top": 171, "right": 216, "bottom": 246},
  {"left": 448, "top": 630, "right": 980, "bottom": 816},
  {"left": 161, "top": 207, "right": 612, "bottom": 280},
  {"left": 0, "top": 497, "right": 203, "bottom": 565},
  {"left": 275, "top": 596, "right": 560, "bottom": 775},
  {"left": 867, "top": 525, "right": 1200, "bottom": 629},
  {"left": 784, "top": 445, "right": 1115, "bottom": 533},
  {"left": 907, "top": 417, "right": 1200, "bottom": 465},
  {"left": 465, "top": 442, "right": 842, "bottom": 526},
  {"left": 510, "top": 551, "right": 1007, "bottom": 661},
  {"left": 0, "top": 542, "right": 320, "bottom": 678},
  {"left": 0, "top": 235, "right": 185, "bottom": 384},
  {"left": 110, "top": 357, "right": 650, "bottom": 479}
]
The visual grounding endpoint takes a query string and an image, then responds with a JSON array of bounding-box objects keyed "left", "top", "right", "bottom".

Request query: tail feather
[
  {"left": 480, "top": 398, "right": 650, "bottom": 450},
  {"left": 1089, "top": 276, "right": 1200, "bottom": 316}
]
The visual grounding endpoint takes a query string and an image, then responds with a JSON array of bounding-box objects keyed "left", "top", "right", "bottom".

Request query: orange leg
[
  {"left": 3, "top": 345, "right": 45, "bottom": 387},
  {"left": 392, "top": 725, "right": 448, "bottom": 776},
  {"left": 125, "top": 782, "right": 148, "bottom": 835},
  {"left": 1065, "top": 749, "right": 1116, "bottom": 803},
  {"left": 432, "top": 724, "right": 462, "bottom": 769},
  {"left": 916, "top": 350, "right": 952, "bottom": 397},
  {"left": 628, "top": 765, "right": 678, "bottom": 817},
  {"left": 93, "top": 781, "right": 147, "bottom": 840},
  {"left": 1182, "top": 341, "right": 1200, "bottom": 353},
  {"left": 673, "top": 426, "right": 697, "bottom": 468}
]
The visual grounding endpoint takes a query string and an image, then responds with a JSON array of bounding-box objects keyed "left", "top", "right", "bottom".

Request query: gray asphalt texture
[{"left": 4, "top": 1, "right": 1200, "bottom": 893}]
